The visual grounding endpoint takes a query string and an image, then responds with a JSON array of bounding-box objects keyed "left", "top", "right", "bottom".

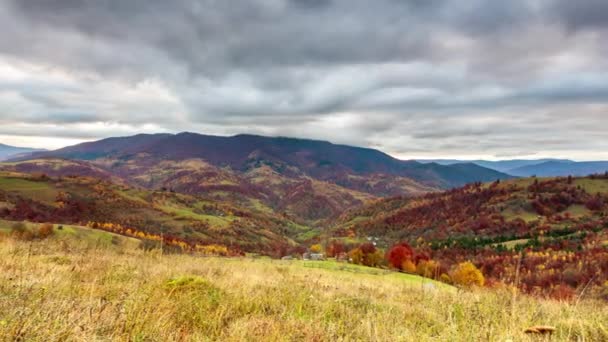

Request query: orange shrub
[
  {"left": 402, "top": 259, "right": 416, "bottom": 273},
  {"left": 450, "top": 261, "right": 485, "bottom": 287},
  {"left": 38, "top": 223, "right": 54, "bottom": 239}
]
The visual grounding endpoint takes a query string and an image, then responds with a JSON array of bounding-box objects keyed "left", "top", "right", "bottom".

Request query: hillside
[
  {"left": 331, "top": 175, "right": 608, "bottom": 297},
  {"left": 0, "top": 171, "right": 314, "bottom": 255},
  {"left": 1, "top": 231, "right": 606, "bottom": 340},
  {"left": 0, "top": 143, "right": 44, "bottom": 161},
  {"left": 10, "top": 133, "right": 512, "bottom": 223},
  {"left": 0, "top": 158, "right": 382, "bottom": 225}
]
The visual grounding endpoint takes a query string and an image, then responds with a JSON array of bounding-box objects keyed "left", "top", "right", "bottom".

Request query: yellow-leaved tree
[
  {"left": 450, "top": 261, "right": 485, "bottom": 287},
  {"left": 310, "top": 244, "right": 323, "bottom": 253}
]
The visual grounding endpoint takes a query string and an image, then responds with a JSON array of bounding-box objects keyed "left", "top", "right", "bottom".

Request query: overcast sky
[{"left": 1, "top": 0, "right": 607, "bottom": 160}]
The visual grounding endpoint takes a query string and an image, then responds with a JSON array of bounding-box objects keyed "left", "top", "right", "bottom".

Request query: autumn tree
[
  {"left": 325, "top": 240, "right": 345, "bottom": 258},
  {"left": 310, "top": 244, "right": 323, "bottom": 253},
  {"left": 386, "top": 242, "right": 414, "bottom": 270},
  {"left": 450, "top": 261, "right": 485, "bottom": 287},
  {"left": 349, "top": 243, "right": 384, "bottom": 267}
]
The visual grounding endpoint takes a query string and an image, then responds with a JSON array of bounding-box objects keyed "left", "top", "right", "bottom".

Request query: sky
[{"left": 0, "top": 0, "right": 607, "bottom": 161}]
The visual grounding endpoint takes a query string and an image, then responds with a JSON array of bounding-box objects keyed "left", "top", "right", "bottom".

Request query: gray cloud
[{"left": 0, "top": 0, "right": 607, "bottom": 159}]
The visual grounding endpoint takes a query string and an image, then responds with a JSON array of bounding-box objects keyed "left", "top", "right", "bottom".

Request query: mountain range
[
  {"left": 0, "top": 143, "right": 45, "bottom": 161},
  {"left": 5, "top": 132, "right": 510, "bottom": 224},
  {"left": 418, "top": 158, "right": 608, "bottom": 177}
]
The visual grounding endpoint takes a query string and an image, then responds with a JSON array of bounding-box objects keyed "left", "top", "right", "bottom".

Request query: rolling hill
[
  {"left": 329, "top": 175, "right": 608, "bottom": 297},
  {"left": 0, "top": 171, "right": 314, "bottom": 255}
]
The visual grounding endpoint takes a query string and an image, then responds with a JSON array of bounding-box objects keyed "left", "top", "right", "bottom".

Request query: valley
[{"left": 1, "top": 133, "right": 608, "bottom": 341}]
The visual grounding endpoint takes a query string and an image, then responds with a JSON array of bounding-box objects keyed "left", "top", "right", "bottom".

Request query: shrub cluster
[{"left": 11, "top": 222, "right": 54, "bottom": 241}]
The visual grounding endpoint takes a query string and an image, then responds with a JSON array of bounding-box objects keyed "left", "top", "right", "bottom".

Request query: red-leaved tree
[{"left": 387, "top": 242, "right": 414, "bottom": 270}]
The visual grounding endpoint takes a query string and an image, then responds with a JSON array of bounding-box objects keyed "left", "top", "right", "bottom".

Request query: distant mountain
[
  {"left": 417, "top": 159, "right": 572, "bottom": 173},
  {"left": 417, "top": 158, "right": 608, "bottom": 177},
  {"left": 0, "top": 143, "right": 45, "bottom": 161},
  {"left": 21, "top": 132, "right": 511, "bottom": 187},
  {"left": 509, "top": 161, "right": 608, "bottom": 177},
  {"left": 11, "top": 132, "right": 511, "bottom": 223}
]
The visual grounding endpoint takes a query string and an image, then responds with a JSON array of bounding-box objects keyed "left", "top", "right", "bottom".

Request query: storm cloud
[{"left": 0, "top": 0, "right": 607, "bottom": 159}]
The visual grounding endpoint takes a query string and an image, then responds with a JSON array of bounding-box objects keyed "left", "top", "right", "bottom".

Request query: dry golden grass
[{"left": 0, "top": 237, "right": 607, "bottom": 341}]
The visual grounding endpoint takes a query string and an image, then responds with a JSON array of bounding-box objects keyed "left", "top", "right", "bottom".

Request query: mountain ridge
[
  {"left": 0, "top": 143, "right": 46, "bottom": 161},
  {"left": 6, "top": 132, "right": 512, "bottom": 224},
  {"left": 20, "top": 132, "right": 511, "bottom": 187},
  {"left": 418, "top": 158, "right": 608, "bottom": 177}
]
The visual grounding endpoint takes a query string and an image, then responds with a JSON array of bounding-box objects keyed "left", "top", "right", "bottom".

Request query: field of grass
[
  {"left": 0, "top": 219, "right": 141, "bottom": 249},
  {"left": 574, "top": 178, "right": 608, "bottom": 194},
  {"left": 0, "top": 176, "right": 58, "bottom": 204},
  {"left": 1, "top": 236, "right": 607, "bottom": 341},
  {"left": 564, "top": 204, "right": 592, "bottom": 218},
  {"left": 495, "top": 238, "right": 531, "bottom": 249},
  {"left": 155, "top": 203, "right": 234, "bottom": 228},
  {"left": 501, "top": 207, "right": 540, "bottom": 223}
]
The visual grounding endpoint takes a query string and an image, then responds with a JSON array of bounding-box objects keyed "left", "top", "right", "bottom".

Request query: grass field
[
  {"left": 0, "top": 176, "right": 58, "bottom": 204},
  {"left": 1, "top": 234, "right": 607, "bottom": 341},
  {"left": 495, "top": 238, "right": 531, "bottom": 249},
  {"left": 574, "top": 178, "right": 608, "bottom": 194},
  {"left": 0, "top": 219, "right": 141, "bottom": 249}
]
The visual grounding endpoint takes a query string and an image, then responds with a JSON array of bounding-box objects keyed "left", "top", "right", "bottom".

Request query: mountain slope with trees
[
  {"left": 0, "top": 171, "right": 311, "bottom": 255},
  {"left": 11, "top": 132, "right": 511, "bottom": 223},
  {"left": 329, "top": 175, "right": 608, "bottom": 298}
]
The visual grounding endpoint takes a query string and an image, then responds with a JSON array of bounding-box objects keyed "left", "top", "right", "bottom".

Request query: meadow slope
[{"left": 0, "top": 234, "right": 607, "bottom": 341}]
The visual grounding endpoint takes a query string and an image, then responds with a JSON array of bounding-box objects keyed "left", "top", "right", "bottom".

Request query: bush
[
  {"left": 450, "top": 262, "right": 485, "bottom": 287},
  {"left": 38, "top": 223, "right": 54, "bottom": 239},
  {"left": 402, "top": 259, "right": 416, "bottom": 273},
  {"left": 416, "top": 260, "right": 439, "bottom": 279},
  {"left": 10, "top": 222, "right": 55, "bottom": 241},
  {"left": 10, "top": 222, "right": 32, "bottom": 240},
  {"left": 551, "top": 284, "right": 576, "bottom": 301},
  {"left": 310, "top": 244, "right": 323, "bottom": 253},
  {"left": 439, "top": 273, "right": 452, "bottom": 284}
]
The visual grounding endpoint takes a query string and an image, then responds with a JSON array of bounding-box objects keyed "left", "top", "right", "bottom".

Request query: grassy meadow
[{"left": 1, "top": 231, "right": 607, "bottom": 341}]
